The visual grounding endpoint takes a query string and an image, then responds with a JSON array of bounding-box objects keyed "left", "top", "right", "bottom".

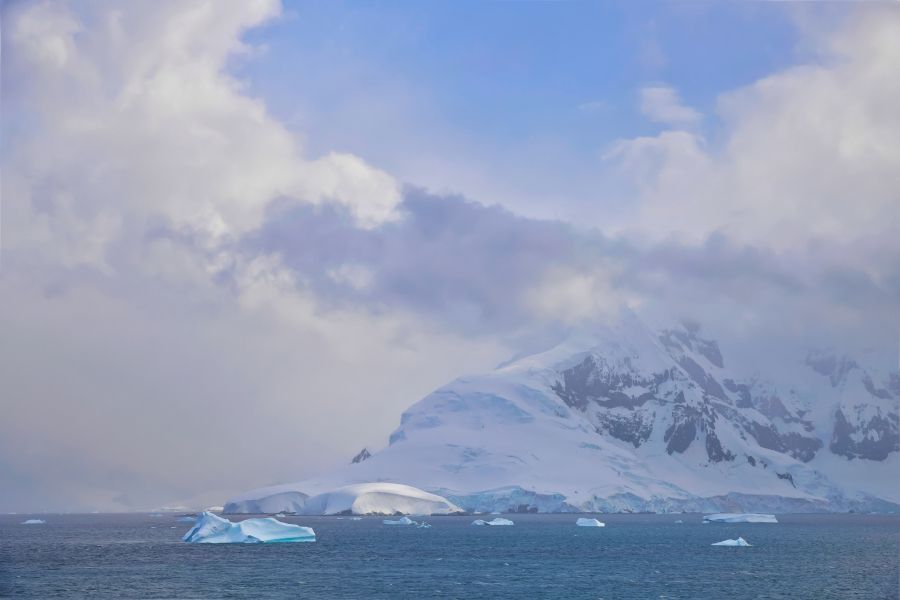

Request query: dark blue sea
[{"left": 1, "top": 513, "right": 897, "bottom": 599}]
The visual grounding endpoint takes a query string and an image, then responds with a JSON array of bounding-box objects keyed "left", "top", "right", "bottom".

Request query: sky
[{"left": 1, "top": 0, "right": 898, "bottom": 512}]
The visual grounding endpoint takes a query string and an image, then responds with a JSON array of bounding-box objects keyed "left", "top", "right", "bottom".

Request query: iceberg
[
  {"left": 712, "top": 537, "right": 752, "bottom": 547},
  {"left": 21, "top": 519, "right": 45, "bottom": 525},
  {"left": 576, "top": 518, "right": 605, "bottom": 527},
  {"left": 471, "top": 517, "right": 514, "bottom": 526},
  {"left": 674, "top": 519, "right": 684, "bottom": 524},
  {"left": 383, "top": 516, "right": 416, "bottom": 526},
  {"left": 703, "top": 513, "right": 777, "bottom": 524},
  {"left": 182, "top": 511, "right": 315, "bottom": 544},
  {"left": 176, "top": 516, "right": 197, "bottom": 523}
]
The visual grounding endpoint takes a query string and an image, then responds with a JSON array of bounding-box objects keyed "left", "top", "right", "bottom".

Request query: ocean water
[{"left": 1, "top": 513, "right": 897, "bottom": 599}]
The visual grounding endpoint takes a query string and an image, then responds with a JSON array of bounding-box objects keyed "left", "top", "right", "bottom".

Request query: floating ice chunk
[
  {"left": 712, "top": 537, "right": 751, "bottom": 547},
  {"left": 21, "top": 519, "right": 45, "bottom": 525},
  {"left": 576, "top": 518, "right": 605, "bottom": 527},
  {"left": 383, "top": 516, "right": 416, "bottom": 526},
  {"left": 349, "top": 517, "right": 363, "bottom": 521},
  {"left": 176, "top": 516, "right": 197, "bottom": 523},
  {"left": 471, "top": 517, "right": 514, "bottom": 526},
  {"left": 417, "top": 522, "right": 432, "bottom": 528},
  {"left": 182, "top": 511, "right": 315, "bottom": 544},
  {"left": 674, "top": 520, "right": 684, "bottom": 524},
  {"left": 703, "top": 513, "right": 777, "bottom": 524}
]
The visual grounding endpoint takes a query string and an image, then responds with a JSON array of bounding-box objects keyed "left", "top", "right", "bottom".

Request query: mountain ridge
[{"left": 226, "top": 313, "right": 899, "bottom": 514}]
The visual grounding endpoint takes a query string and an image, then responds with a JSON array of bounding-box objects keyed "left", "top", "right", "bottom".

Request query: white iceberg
[
  {"left": 703, "top": 513, "right": 777, "bottom": 524},
  {"left": 576, "top": 518, "right": 605, "bottom": 527},
  {"left": 674, "top": 519, "right": 684, "bottom": 524},
  {"left": 349, "top": 517, "right": 363, "bottom": 521},
  {"left": 182, "top": 511, "right": 315, "bottom": 544},
  {"left": 176, "top": 516, "right": 197, "bottom": 523},
  {"left": 21, "top": 519, "right": 45, "bottom": 525},
  {"left": 383, "top": 516, "right": 416, "bottom": 526},
  {"left": 471, "top": 517, "right": 514, "bottom": 526},
  {"left": 712, "top": 537, "right": 752, "bottom": 547}
]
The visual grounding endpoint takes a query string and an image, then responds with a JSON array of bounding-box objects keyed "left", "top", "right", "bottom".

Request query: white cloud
[
  {"left": 639, "top": 85, "right": 701, "bottom": 127},
  {"left": 615, "top": 10, "right": 900, "bottom": 257},
  {"left": 3, "top": 0, "right": 401, "bottom": 273},
  {"left": 526, "top": 266, "right": 625, "bottom": 325}
]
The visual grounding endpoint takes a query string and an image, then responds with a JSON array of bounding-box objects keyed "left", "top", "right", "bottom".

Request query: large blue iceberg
[{"left": 182, "top": 511, "right": 315, "bottom": 544}]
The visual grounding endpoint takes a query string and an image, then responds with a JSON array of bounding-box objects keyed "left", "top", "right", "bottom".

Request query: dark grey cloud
[{"left": 243, "top": 187, "right": 897, "bottom": 350}]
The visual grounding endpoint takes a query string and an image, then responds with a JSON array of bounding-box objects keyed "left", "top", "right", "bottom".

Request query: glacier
[
  {"left": 576, "top": 518, "right": 605, "bottom": 527},
  {"left": 712, "top": 537, "right": 752, "bottom": 547},
  {"left": 182, "top": 512, "right": 315, "bottom": 543},
  {"left": 703, "top": 513, "right": 778, "bottom": 524},
  {"left": 224, "top": 312, "right": 900, "bottom": 514},
  {"left": 225, "top": 482, "right": 461, "bottom": 516}
]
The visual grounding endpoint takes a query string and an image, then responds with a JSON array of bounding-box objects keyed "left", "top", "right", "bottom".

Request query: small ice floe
[
  {"left": 176, "top": 516, "right": 197, "bottom": 523},
  {"left": 712, "top": 537, "right": 752, "bottom": 547},
  {"left": 575, "top": 518, "right": 605, "bottom": 527},
  {"left": 703, "top": 513, "right": 777, "bottom": 524},
  {"left": 274, "top": 513, "right": 286, "bottom": 518},
  {"left": 417, "top": 522, "right": 432, "bottom": 528},
  {"left": 471, "top": 518, "right": 514, "bottom": 526},
  {"left": 383, "top": 516, "right": 416, "bottom": 526},
  {"left": 674, "top": 520, "right": 684, "bottom": 524},
  {"left": 182, "top": 511, "right": 315, "bottom": 543},
  {"left": 21, "top": 519, "right": 46, "bottom": 525},
  {"left": 349, "top": 517, "right": 363, "bottom": 521}
]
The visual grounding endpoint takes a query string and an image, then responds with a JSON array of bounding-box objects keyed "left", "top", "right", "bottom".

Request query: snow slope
[{"left": 226, "top": 313, "right": 899, "bottom": 514}]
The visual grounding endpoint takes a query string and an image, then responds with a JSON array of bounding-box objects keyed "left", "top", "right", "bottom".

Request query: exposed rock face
[
  {"left": 351, "top": 448, "right": 372, "bottom": 464},
  {"left": 550, "top": 324, "right": 841, "bottom": 467}
]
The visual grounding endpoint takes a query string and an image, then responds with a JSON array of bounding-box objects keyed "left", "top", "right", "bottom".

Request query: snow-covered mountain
[{"left": 227, "top": 313, "right": 899, "bottom": 514}]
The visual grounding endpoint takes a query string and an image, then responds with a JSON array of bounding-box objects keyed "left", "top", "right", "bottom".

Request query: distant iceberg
[
  {"left": 21, "top": 519, "right": 45, "bottom": 525},
  {"left": 383, "top": 516, "right": 416, "bottom": 526},
  {"left": 176, "top": 516, "right": 197, "bottom": 523},
  {"left": 471, "top": 517, "right": 514, "bottom": 526},
  {"left": 703, "top": 513, "right": 777, "bottom": 524},
  {"left": 182, "top": 511, "right": 315, "bottom": 544},
  {"left": 712, "top": 537, "right": 752, "bottom": 547},
  {"left": 674, "top": 519, "right": 684, "bottom": 524},
  {"left": 575, "top": 518, "right": 605, "bottom": 527}
]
